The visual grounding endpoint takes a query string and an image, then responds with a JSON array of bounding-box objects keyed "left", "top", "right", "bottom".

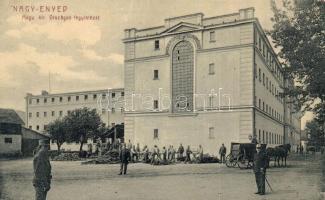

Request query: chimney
[{"left": 239, "top": 7, "right": 255, "bottom": 20}]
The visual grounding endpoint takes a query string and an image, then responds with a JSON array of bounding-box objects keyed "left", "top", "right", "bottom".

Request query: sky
[{"left": 0, "top": 0, "right": 314, "bottom": 128}]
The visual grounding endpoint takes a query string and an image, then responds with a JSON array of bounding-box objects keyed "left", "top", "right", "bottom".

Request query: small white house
[{"left": 0, "top": 108, "right": 25, "bottom": 156}]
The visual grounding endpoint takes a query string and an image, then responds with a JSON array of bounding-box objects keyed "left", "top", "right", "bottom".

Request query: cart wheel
[
  {"left": 237, "top": 154, "right": 249, "bottom": 169},
  {"left": 225, "top": 154, "right": 236, "bottom": 168}
]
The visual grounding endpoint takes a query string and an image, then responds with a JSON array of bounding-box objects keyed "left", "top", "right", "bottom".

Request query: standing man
[
  {"left": 33, "top": 139, "right": 52, "bottom": 200},
  {"left": 251, "top": 135, "right": 258, "bottom": 144},
  {"left": 119, "top": 143, "right": 131, "bottom": 175},
  {"left": 177, "top": 143, "right": 184, "bottom": 160},
  {"left": 184, "top": 145, "right": 192, "bottom": 163},
  {"left": 219, "top": 144, "right": 227, "bottom": 163},
  {"left": 253, "top": 143, "right": 268, "bottom": 195}
]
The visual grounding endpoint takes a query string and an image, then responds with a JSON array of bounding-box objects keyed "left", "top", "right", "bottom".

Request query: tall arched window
[{"left": 172, "top": 41, "right": 194, "bottom": 112}]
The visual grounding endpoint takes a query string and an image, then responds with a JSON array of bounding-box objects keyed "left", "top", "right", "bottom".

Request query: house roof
[
  {"left": 0, "top": 108, "right": 25, "bottom": 125},
  {"left": 22, "top": 127, "right": 51, "bottom": 138}
]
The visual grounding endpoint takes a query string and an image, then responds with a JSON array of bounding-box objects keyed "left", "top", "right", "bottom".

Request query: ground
[{"left": 0, "top": 154, "right": 323, "bottom": 200}]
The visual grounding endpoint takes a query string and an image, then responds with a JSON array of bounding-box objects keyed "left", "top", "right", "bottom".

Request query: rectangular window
[
  {"left": 262, "top": 102, "right": 265, "bottom": 111},
  {"left": 209, "top": 31, "right": 215, "bottom": 42},
  {"left": 112, "top": 93, "right": 115, "bottom": 98},
  {"left": 154, "top": 129, "right": 159, "bottom": 139},
  {"left": 68, "top": 96, "right": 71, "bottom": 102},
  {"left": 76, "top": 96, "right": 79, "bottom": 101},
  {"left": 29, "top": 126, "right": 32, "bottom": 129},
  {"left": 209, "top": 96, "right": 213, "bottom": 108},
  {"left": 259, "top": 38, "right": 261, "bottom": 50},
  {"left": 154, "top": 40, "right": 159, "bottom": 50},
  {"left": 269, "top": 81, "right": 271, "bottom": 92},
  {"left": 266, "top": 132, "right": 268, "bottom": 143},
  {"left": 153, "top": 100, "right": 159, "bottom": 109},
  {"left": 29, "top": 112, "right": 32, "bottom": 118},
  {"left": 258, "top": 130, "right": 261, "bottom": 143},
  {"left": 36, "top": 112, "right": 39, "bottom": 117},
  {"left": 4, "top": 138, "right": 12, "bottom": 143},
  {"left": 36, "top": 125, "right": 39, "bottom": 130},
  {"left": 84, "top": 95, "right": 88, "bottom": 100},
  {"left": 59, "top": 111, "right": 63, "bottom": 116},
  {"left": 209, "top": 63, "right": 215, "bottom": 75},
  {"left": 59, "top": 97, "right": 63, "bottom": 102},
  {"left": 44, "top": 112, "right": 47, "bottom": 117},
  {"left": 102, "top": 94, "right": 106, "bottom": 99},
  {"left": 44, "top": 98, "right": 47, "bottom": 103},
  {"left": 263, "top": 73, "right": 265, "bottom": 85},
  {"left": 51, "top": 111, "right": 55, "bottom": 117},
  {"left": 266, "top": 77, "right": 268, "bottom": 89},
  {"left": 154, "top": 70, "right": 159, "bottom": 79},
  {"left": 121, "top": 92, "right": 124, "bottom": 96},
  {"left": 262, "top": 131, "right": 265, "bottom": 143},
  {"left": 44, "top": 125, "right": 48, "bottom": 130},
  {"left": 67, "top": 110, "right": 71, "bottom": 115},
  {"left": 259, "top": 99, "right": 261, "bottom": 108},
  {"left": 258, "top": 68, "right": 261, "bottom": 82},
  {"left": 93, "top": 94, "right": 97, "bottom": 99},
  {"left": 51, "top": 97, "right": 55, "bottom": 102},
  {"left": 37, "top": 99, "right": 39, "bottom": 104},
  {"left": 209, "top": 127, "right": 215, "bottom": 139}
]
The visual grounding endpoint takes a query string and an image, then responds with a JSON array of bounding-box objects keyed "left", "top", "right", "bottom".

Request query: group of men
[{"left": 31, "top": 137, "right": 269, "bottom": 199}]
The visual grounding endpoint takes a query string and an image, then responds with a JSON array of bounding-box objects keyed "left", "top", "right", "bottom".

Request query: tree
[
  {"left": 268, "top": 0, "right": 325, "bottom": 120},
  {"left": 64, "top": 108, "right": 101, "bottom": 152},
  {"left": 305, "top": 119, "right": 324, "bottom": 149},
  {"left": 47, "top": 119, "right": 67, "bottom": 153}
]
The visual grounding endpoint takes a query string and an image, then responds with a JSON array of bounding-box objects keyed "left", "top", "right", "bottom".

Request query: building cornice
[
  {"left": 26, "top": 88, "right": 124, "bottom": 98},
  {"left": 125, "top": 43, "right": 254, "bottom": 63},
  {"left": 123, "top": 19, "right": 255, "bottom": 43}
]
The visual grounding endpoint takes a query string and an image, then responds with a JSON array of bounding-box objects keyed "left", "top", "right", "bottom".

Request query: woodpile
[
  {"left": 52, "top": 152, "right": 82, "bottom": 161},
  {"left": 82, "top": 150, "right": 120, "bottom": 165}
]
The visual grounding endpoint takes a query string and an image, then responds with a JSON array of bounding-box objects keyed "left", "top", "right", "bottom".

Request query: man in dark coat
[
  {"left": 253, "top": 143, "right": 268, "bottom": 195},
  {"left": 119, "top": 143, "right": 131, "bottom": 175},
  {"left": 33, "top": 139, "right": 52, "bottom": 200},
  {"left": 219, "top": 144, "right": 227, "bottom": 163},
  {"left": 177, "top": 143, "right": 184, "bottom": 160}
]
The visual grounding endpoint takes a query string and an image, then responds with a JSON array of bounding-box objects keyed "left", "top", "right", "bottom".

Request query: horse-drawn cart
[{"left": 225, "top": 142, "right": 256, "bottom": 169}]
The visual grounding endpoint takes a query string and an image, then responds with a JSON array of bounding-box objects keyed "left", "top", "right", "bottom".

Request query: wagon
[{"left": 225, "top": 142, "right": 256, "bottom": 169}]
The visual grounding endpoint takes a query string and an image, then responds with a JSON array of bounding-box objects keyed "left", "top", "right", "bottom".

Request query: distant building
[
  {"left": 123, "top": 8, "right": 301, "bottom": 154},
  {"left": 0, "top": 108, "right": 24, "bottom": 156},
  {"left": 25, "top": 89, "right": 125, "bottom": 151}
]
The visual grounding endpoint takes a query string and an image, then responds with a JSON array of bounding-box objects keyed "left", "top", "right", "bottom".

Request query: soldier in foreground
[
  {"left": 119, "top": 143, "right": 131, "bottom": 175},
  {"left": 33, "top": 139, "right": 52, "bottom": 200},
  {"left": 253, "top": 143, "right": 268, "bottom": 195}
]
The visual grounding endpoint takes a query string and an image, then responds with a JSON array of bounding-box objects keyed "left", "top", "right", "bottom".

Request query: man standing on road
[
  {"left": 119, "top": 143, "right": 131, "bottom": 175},
  {"left": 177, "top": 143, "right": 184, "bottom": 160},
  {"left": 33, "top": 139, "right": 52, "bottom": 200},
  {"left": 253, "top": 143, "right": 268, "bottom": 195},
  {"left": 219, "top": 144, "right": 227, "bottom": 163}
]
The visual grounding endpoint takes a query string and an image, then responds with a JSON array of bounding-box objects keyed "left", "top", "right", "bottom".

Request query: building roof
[
  {"left": 22, "top": 127, "right": 51, "bottom": 139},
  {"left": 0, "top": 108, "right": 25, "bottom": 125}
]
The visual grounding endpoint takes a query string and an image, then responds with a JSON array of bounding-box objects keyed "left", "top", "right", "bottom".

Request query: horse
[{"left": 266, "top": 144, "right": 291, "bottom": 167}]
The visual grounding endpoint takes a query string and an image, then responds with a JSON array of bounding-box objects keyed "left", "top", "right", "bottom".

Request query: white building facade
[
  {"left": 25, "top": 89, "right": 124, "bottom": 151},
  {"left": 123, "top": 8, "right": 301, "bottom": 154}
]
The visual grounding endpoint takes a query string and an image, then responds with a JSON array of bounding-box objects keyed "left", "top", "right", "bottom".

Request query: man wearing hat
[
  {"left": 253, "top": 143, "right": 267, "bottom": 195},
  {"left": 119, "top": 143, "right": 131, "bottom": 175},
  {"left": 33, "top": 139, "right": 52, "bottom": 200}
]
